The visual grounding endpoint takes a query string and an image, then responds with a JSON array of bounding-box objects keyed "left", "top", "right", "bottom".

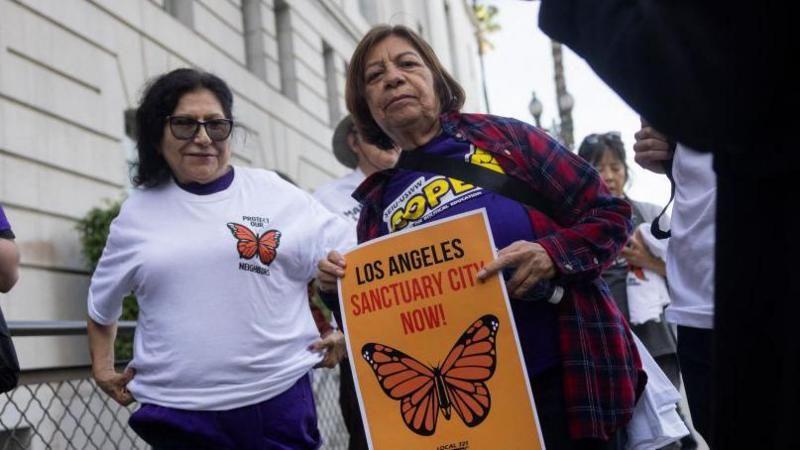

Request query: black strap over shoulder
[
  {"left": 650, "top": 149, "right": 677, "bottom": 240},
  {"left": 395, "top": 150, "right": 555, "bottom": 218}
]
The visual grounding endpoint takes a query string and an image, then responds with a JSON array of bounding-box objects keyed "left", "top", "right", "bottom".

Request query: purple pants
[{"left": 129, "top": 374, "right": 321, "bottom": 450}]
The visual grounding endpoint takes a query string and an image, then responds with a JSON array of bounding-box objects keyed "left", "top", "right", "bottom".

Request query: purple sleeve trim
[{"left": 0, "top": 205, "right": 13, "bottom": 237}]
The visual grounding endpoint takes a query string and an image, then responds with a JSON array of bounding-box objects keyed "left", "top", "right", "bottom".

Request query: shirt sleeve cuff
[
  {"left": 537, "top": 234, "right": 600, "bottom": 279},
  {"left": 87, "top": 304, "right": 117, "bottom": 326}
]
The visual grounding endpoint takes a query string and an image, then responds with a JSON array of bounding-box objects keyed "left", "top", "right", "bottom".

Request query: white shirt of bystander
[
  {"left": 664, "top": 144, "right": 716, "bottom": 329},
  {"left": 313, "top": 168, "right": 366, "bottom": 225}
]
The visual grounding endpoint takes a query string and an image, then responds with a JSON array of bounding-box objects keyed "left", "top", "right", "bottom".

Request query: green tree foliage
[
  {"left": 76, "top": 199, "right": 138, "bottom": 361},
  {"left": 76, "top": 201, "right": 120, "bottom": 271},
  {"left": 472, "top": 1, "right": 502, "bottom": 112},
  {"left": 473, "top": 3, "right": 501, "bottom": 53}
]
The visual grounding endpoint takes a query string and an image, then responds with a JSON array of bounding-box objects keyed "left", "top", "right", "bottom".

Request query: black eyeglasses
[
  {"left": 584, "top": 131, "right": 622, "bottom": 145},
  {"left": 166, "top": 116, "right": 233, "bottom": 141}
]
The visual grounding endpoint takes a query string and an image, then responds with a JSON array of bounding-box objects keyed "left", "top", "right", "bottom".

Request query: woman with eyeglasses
[
  {"left": 577, "top": 133, "right": 696, "bottom": 449},
  {"left": 86, "top": 68, "right": 353, "bottom": 449}
]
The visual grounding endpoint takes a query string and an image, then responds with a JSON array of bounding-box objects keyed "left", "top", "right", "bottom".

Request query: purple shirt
[
  {"left": 0, "top": 204, "right": 14, "bottom": 239},
  {"left": 381, "top": 135, "right": 559, "bottom": 374},
  {"left": 175, "top": 166, "right": 235, "bottom": 195}
]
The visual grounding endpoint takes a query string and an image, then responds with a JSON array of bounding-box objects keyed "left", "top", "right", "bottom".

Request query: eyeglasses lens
[{"left": 169, "top": 117, "right": 232, "bottom": 141}]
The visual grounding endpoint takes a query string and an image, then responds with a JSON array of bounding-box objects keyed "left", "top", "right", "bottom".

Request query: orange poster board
[{"left": 338, "top": 210, "right": 545, "bottom": 450}]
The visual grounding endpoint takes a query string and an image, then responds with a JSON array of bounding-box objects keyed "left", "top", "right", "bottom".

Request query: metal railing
[{"left": 1, "top": 321, "right": 349, "bottom": 450}]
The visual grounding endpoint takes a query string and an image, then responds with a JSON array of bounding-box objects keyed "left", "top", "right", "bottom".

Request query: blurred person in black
[{"left": 538, "top": 2, "right": 798, "bottom": 448}]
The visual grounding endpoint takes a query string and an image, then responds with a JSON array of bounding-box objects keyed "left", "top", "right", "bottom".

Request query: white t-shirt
[
  {"left": 88, "top": 167, "right": 355, "bottom": 410},
  {"left": 312, "top": 168, "right": 365, "bottom": 224},
  {"left": 664, "top": 145, "right": 716, "bottom": 329}
]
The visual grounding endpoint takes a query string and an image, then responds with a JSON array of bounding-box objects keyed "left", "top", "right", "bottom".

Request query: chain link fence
[
  {"left": 0, "top": 372, "right": 144, "bottom": 450},
  {"left": 0, "top": 367, "right": 349, "bottom": 450},
  {"left": 1, "top": 322, "right": 349, "bottom": 449},
  {"left": 312, "top": 366, "right": 349, "bottom": 450}
]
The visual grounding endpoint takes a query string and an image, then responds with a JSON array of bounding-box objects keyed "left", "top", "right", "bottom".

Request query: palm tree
[
  {"left": 472, "top": 1, "right": 500, "bottom": 113},
  {"left": 551, "top": 40, "right": 575, "bottom": 149}
]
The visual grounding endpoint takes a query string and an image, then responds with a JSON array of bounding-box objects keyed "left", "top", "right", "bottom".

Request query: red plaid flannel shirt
[{"left": 352, "top": 112, "right": 645, "bottom": 440}]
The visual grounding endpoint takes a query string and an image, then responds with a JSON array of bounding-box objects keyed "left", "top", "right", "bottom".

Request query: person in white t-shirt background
[
  {"left": 313, "top": 115, "right": 400, "bottom": 224},
  {"left": 633, "top": 123, "right": 716, "bottom": 447},
  {"left": 312, "top": 115, "right": 399, "bottom": 450},
  {"left": 86, "top": 68, "right": 354, "bottom": 449}
]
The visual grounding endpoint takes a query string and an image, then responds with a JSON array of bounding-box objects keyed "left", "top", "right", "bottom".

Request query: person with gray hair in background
[
  {"left": 312, "top": 115, "right": 399, "bottom": 450},
  {"left": 314, "top": 115, "right": 400, "bottom": 224}
]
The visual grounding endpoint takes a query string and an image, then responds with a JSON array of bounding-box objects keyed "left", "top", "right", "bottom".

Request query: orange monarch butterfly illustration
[
  {"left": 226, "top": 223, "right": 281, "bottom": 265},
  {"left": 361, "top": 314, "right": 498, "bottom": 436}
]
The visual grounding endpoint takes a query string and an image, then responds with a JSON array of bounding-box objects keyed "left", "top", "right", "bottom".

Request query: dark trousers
[
  {"left": 676, "top": 326, "right": 713, "bottom": 446},
  {"left": 339, "top": 361, "right": 369, "bottom": 450},
  {"left": 532, "top": 366, "right": 625, "bottom": 450},
  {"left": 653, "top": 353, "right": 681, "bottom": 391},
  {"left": 129, "top": 375, "right": 321, "bottom": 450},
  {"left": 713, "top": 171, "right": 800, "bottom": 449}
]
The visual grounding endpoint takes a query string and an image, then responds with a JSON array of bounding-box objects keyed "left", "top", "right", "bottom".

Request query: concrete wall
[{"left": 0, "top": 0, "right": 484, "bottom": 369}]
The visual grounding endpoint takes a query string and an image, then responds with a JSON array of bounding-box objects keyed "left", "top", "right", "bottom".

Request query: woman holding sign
[{"left": 317, "top": 25, "right": 644, "bottom": 449}]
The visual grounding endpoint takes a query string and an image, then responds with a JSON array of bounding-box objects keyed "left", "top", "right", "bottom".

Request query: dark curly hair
[
  {"left": 346, "top": 25, "right": 465, "bottom": 149},
  {"left": 132, "top": 68, "right": 234, "bottom": 187}
]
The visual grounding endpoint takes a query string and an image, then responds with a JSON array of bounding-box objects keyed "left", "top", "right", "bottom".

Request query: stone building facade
[{"left": 0, "top": 0, "right": 483, "bottom": 368}]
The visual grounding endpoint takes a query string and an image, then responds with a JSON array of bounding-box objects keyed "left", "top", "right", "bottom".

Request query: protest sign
[{"left": 338, "top": 210, "right": 544, "bottom": 450}]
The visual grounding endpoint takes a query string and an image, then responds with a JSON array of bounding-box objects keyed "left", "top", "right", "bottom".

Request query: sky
[{"left": 479, "top": 0, "right": 671, "bottom": 206}]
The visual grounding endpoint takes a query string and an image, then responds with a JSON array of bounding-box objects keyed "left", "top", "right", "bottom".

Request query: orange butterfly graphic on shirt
[
  {"left": 361, "top": 314, "right": 499, "bottom": 436},
  {"left": 226, "top": 223, "right": 281, "bottom": 265}
]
